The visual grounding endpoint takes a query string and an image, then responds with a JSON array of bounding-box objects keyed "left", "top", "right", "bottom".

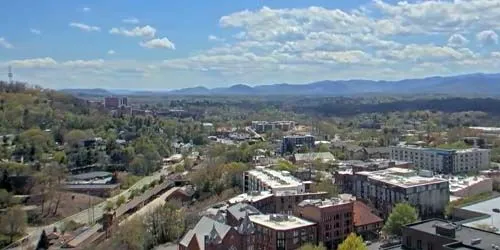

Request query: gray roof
[
  {"left": 461, "top": 196, "right": 500, "bottom": 233},
  {"left": 227, "top": 203, "right": 261, "bottom": 222},
  {"left": 408, "top": 219, "right": 500, "bottom": 249},
  {"left": 179, "top": 216, "right": 232, "bottom": 250},
  {"left": 364, "top": 147, "right": 391, "bottom": 155},
  {"left": 69, "top": 171, "right": 112, "bottom": 180}
]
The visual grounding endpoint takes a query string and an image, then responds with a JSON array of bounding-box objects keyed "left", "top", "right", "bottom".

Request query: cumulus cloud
[
  {"left": 69, "top": 22, "right": 100, "bottom": 32},
  {"left": 109, "top": 25, "right": 156, "bottom": 38},
  {"left": 447, "top": 34, "right": 468, "bottom": 48},
  {"left": 0, "top": 37, "right": 13, "bottom": 49},
  {"left": 140, "top": 38, "right": 176, "bottom": 49},
  {"left": 107, "top": 50, "right": 116, "bottom": 55},
  {"left": 30, "top": 29, "right": 41, "bottom": 35},
  {"left": 82, "top": 7, "right": 91, "bottom": 12},
  {"left": 122, "top": 18, "right": 140, "bottom": 24},
  {"left": 476, "top": 30, "right": 498, "bottom": 46},
  {"left": 10, "top": 57, "right": 57, "bottom": 68}
]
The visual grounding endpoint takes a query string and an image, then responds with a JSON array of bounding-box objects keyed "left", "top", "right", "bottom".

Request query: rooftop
[
  {"left": 247, "top": 167, "right": 303, "bottom": 189},
  {"left": 469, "top": 126, "right": 500, "bottom": 132},
  {"left": 228, "top": 191, "right": 274, "bottom": 204},
  {"left": 460, "top": 196, "right": 500, "bottom": 233},
  {"left": 407, "top": 219, "right": 500, "bottom": 249},
  {"left": 249, "top": 214, "right": 316, "bottom": 231},
  {"left": 227, "top": 203, "right": 261, "bottom": 221},
  {"left": 294, "top": 152, "right": 335, "bottom": 162},
  {"left": 448, "top": 175, "right": 491, "bottom": 193},
  {"left": 353, "top": 201, "right": 383, "bottom": 227},
  {"left": 179, "top": 216, "right": 232, "bottom": 250},
  {"left": 391, "top": 145, "right": 489, "bottom": 153},
  {"left": 357, "top": 167, "right": 448, "bottom": 188},
  {"left": 298, "top": 195, "right": 355, "bottom": 208},
  {"left": 68, "top": 171, "right": 112, "bottom": 181}
]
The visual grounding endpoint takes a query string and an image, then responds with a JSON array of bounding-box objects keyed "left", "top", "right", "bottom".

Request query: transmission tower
[{"left": 8, "top": 66, "right": 13, "bottom": 84}]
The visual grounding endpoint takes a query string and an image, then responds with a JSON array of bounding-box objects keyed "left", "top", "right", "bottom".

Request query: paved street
[{"left": 6, "top": 171, "right": 163, "bottom": 250}]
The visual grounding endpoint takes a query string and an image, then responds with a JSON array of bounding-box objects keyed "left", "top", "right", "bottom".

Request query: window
[
  {"left": 405, "top": 236, "right": 412, "bottom": 247},
  {"left": 427, "top": 242, "right": 433, "bottom": 250},
  {"left": 293, "top": 230, "right": 299, "bottom": 244},
  {"left": 417, "top": 240, "right": 422, "bottom": 250},
  {"left": 277, "top": 232, "right": 285, "bottom": 249}
]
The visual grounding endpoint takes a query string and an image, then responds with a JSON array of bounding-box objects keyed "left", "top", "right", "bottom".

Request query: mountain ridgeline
[{"left": 62, "top": 73, "right": 500, "bottom": 97}]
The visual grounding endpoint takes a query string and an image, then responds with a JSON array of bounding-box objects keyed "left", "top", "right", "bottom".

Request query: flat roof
[
  {"left": 408, "top": 219, "right": 500, "bottom": 249},
  {"left": 298, "top": 196, "right": 353, "bottom": 208},
  {"left": 448, "top": 176, "right": 491, "bottom": 193},
  {"left": 64, "top": 184, "right": 120, "bottom": 189},
  {"left": 461, "top": 196, "right": 500, "bottom": 233},
  {"left": 228, "top": 191, "right": 274, "bottom": 204},
  {"left": 247, "top": 167, "right": 303, "bottom": 189},
  {"left": 68, "top": 171, "right": 112, "bottom": 180},
  {"left": 250, "top": 214, "right": 316, "bottom": 231},
  {"left": 357, "top": 167, "right": 448, "bottom": 188}
]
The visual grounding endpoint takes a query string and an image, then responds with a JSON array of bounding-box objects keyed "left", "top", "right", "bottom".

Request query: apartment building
[
  {"left": 295, "top": 197, "right": 355, "bottom": 249},
  {"left": 390, "top": 145, "right": 490, "bottom": 174},
  {"left": 250, "top": 214, "right": 317, "bottom": 250},
  {"left": 243, "top": 166, "right": 312, "bottom": 194},
  {"left": 281, "top": 135, "right": 315, "bottom": 155},
  {"left": 251, "top": 121, "right": 296, "bottom": 133},
  {"left": 352, "top": 167, "right": 449, "bottom": 218}
]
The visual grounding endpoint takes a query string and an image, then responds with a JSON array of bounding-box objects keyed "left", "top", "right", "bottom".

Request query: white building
[
  {"left": 243, "top": 166, "right": 311, "bottom": 195},
  {"left": 353, "top": 167, "right": 450, "bottom": 218},
  {"left": 390, "top": 145, "right": 490, "bottom": 174}
]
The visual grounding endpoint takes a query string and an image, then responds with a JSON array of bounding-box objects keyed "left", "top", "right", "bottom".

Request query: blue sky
[{"left": 1, "top": 0, "right": 500, "bottom": 90}]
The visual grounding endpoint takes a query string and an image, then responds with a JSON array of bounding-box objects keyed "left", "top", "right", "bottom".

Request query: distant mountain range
[{"left": 61, "top": 73, "right": 500, "bottom": 97}]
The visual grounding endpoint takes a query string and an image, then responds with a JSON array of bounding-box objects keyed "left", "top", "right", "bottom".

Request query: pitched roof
[
  {"left": 353, "top": 201, "right": 383, "bottom": 227},
  {"left": 179, "top": 216, "right": 232, "bottom": 250}
]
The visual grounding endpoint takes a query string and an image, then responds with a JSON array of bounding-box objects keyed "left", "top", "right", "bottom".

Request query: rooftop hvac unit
[{"left": 471, "top": 238, "right": 482, "bottom": 245}]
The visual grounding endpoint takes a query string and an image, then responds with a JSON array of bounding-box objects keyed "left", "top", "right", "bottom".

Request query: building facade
[
  {"left": 250, "top": 214, "right": 317, "bottom": 250},
  {"left": 295, "top": 198, "right": 354, "bottom": 249},
  {"left": 281, "top": 135, "right": 315, "bottom": 155},
  {"left": 104, "top": 96, "right": 128, "bottom": 109},
  {"left": 352, "top": 168, "right": 450, "bottom": 219},
  {"left": 251, "top": 121, "right": 296, "bottom": 133},
  {"left": 390, "top": 145, "right": 490, "bottom": 174}
]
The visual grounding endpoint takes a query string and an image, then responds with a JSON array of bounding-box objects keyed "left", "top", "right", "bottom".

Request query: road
[{"left": 6, "top": 172, "right": 164, "bottom": 250}]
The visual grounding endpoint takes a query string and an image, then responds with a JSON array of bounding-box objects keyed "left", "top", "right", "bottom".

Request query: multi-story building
[
  {"left": 250, "top": 214, "right": 317, "bottom": 250},
  {"left": 104, "top": 96, "right": 128, "bottom": 109},
  {"left": 390, "top": 145, "right": 490, "bottom": 174},
  {"left": 243, "top": 166, "right": 312, "bottom": 195},
  {"left": 295, "top": 197, "right": 355, "bottom": 249},
  {"left": 402, "top": 219, "right": 500, "bottom": 250},
  {"left": 352, "top": 200, "right": 383, "bottom": 240},
  {"left": 251, "top": 121, "right": 296, "bottom": 133},
  {"left": 281, "top": 135, "right": 315, "bottom": 155},
  {"left": 352, "top": 167, "right": 449, "bottom": 218}
]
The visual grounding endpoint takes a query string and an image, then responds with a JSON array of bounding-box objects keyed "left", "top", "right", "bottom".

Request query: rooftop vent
[{"left": 471, "top": 238, "right": 482, "bottom": 245}]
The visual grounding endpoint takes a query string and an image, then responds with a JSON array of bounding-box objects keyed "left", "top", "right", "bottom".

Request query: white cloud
[
  {"left": 82, "top": 7, "right": 91, "bottom": 12},
  {"left": 107, "top": 50, "right": 116, "bottom": 55},
  {"left": 476, "top": 30, "right": 498, "bottom": 46},
  {"left": 30, "top": 29, "right": 41, "bottom": 35},
  {"left": 447, "top": 34, "right": 468, "bottom": 48},
  {"left": 69, "top": 22, "right": 100, "bottom": 32},
  {"left": 109, "top": 25, "right": 156, "bottom": 38},
  {"left": 140, "top": 38, "right": 176, "bottom": 49},
  {"left": 208, "top": 35, "right": 225, "bottom": 42},
  {"left": 62, "top": 59, "right": 104, "bottom": 68},
  {"left": 122, "top": 18, "right": 140, "bottom": 24},
  {"left": 0, "top": 37, "right": 13, "bottom": 49},
  {"left": 10, "top": 57, "right": 57, "bottom": 68}
]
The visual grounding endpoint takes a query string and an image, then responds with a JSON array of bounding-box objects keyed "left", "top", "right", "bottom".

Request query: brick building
[{"left": 295, "top": 197, "right": 354, "bottom": 249}]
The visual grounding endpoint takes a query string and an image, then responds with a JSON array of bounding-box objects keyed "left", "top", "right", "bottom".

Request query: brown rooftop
[{"left": 353, "top": 201, "right": 383, "bottom": 227}]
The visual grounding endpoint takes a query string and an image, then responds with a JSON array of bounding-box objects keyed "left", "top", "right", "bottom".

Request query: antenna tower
[{"left": 8, "top": 66, "right": 13, "bottom": 84}]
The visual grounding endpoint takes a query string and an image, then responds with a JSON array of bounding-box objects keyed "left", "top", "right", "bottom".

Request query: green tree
[
  {"left": 274, "top": 160, "right": 297, "bottom": 172},
  {"left": 116, "top": 195, "right": 126, "bottom": 207},
  {"left": 299, "top": 243, "right": 327, "bottom": 250},
  {"left": 312, "top": 179, "right": 338, "bottom": 197},
  {"left": 382, "top": 203, "right": 418, "bottom": 236},
  {"left": 129, "top": 155, "right": 149, "bottom": 176},
  {"left": 105, "top": 201, "right": 114, "bottom": 212},
  {"left": 64, "top": 129, "right": 90, "bottom": 146},
  {"left": 145, "top": 202, "right": 185, "bottom": 246},
  {"left": 317, "top": 143, "right": 330, "bottom": 152},
  {"left": 337, "top": 233, "right": 367, "bottom": 250},
  {"left": 0, "top": 206, "right": 27, "bottom": 243},
  {"left": 111, "top": 218, "right": 147, "bottom": 250},
  {"left": 0, "top": 189, "right": 11, "bottom": 208}
]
